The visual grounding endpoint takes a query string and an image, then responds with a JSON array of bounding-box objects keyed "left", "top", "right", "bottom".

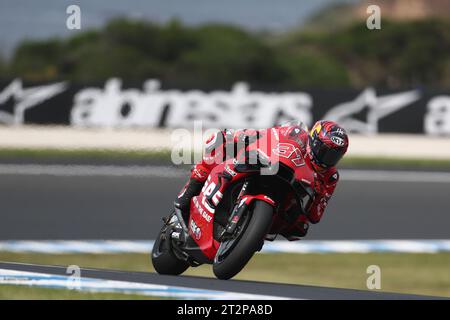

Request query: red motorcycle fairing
[
  {"left": 188, "top": 159, "right": 252, "bottom": 261},
  {"left": 241, "top": 194, "right": 276, "bottom": 207},
  {"left": 188, "top": 131, "right": 315, "bottom": 262},
  {"left": 256, "top": 127, "right": 316, "bottom": 186}
]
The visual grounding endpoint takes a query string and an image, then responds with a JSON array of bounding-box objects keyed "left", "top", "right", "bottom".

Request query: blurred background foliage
[{"left": 3, "top": 16, "right": 450, "bottom": 89}]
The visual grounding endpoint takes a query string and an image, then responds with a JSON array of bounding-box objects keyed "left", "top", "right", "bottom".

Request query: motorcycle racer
[{"left": 174, "top": 120, "right": 349, "bottom": 241}]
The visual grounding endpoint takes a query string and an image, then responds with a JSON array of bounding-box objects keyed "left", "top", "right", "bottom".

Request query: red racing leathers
[{"left": 182, "top": 125, "right": 340, "bottom": 241}]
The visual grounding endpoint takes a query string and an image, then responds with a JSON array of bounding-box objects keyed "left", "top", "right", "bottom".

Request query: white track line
[
  {"left": 0, "top": 164, "right": 449, "bottom": 183},
  {"left": 0, "top": 268, "right": 288, "bottom": 300},
  {"left": 1, "top": 240, "right": 450, "bottom": 254}
]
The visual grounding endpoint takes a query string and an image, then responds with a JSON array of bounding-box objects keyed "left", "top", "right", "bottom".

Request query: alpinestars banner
[{"left": 0, "top": 78, "right": 449, "bottom": 135}]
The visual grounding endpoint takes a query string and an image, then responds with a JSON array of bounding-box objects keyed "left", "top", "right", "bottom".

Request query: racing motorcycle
[{"left": 151, "top": 130, "right": 315, "bottom": 280}]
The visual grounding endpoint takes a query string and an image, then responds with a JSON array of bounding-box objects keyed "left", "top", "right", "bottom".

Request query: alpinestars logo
[
  {"left": 324, "top": 88, "right": 420, "bottom": 134},
  {"left": 0, "top": 79, "right": 67, "bottom": 125}
]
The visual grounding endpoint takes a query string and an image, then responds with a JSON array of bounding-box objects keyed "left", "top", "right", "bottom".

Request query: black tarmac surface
[{"left": 0, "top": 171, "right": 448, "bottom": 239}]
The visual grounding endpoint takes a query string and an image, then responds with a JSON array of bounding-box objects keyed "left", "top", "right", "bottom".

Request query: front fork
[{"left": 220, "top": 181, "right": 249, "bottom": 239}]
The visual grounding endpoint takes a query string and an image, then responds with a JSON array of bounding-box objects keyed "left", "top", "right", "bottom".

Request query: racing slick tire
[{"left": 213, "top": 200, "right": 273, "bottom": 280}]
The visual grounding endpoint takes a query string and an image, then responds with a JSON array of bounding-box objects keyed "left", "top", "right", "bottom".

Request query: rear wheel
[
  {"left": 151, "top": 213, "right": 189, "bottom": 275},
  {"left": 213, "top": 200, "right": 273, "bottom": 280}
]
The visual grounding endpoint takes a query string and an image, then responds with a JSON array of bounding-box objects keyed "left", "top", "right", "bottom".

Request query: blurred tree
[
  {"left": 278, "top": 18, "right": 450, "bottom": 89},
  {"left": 10, "top": 38, "right": 63, "bottom": 81},
  {"left": 171, "top": 24, "right": 286, "bottom": 87},
  {"left": 5, "top": 17, "right": 450, "bottom": 89},
  {"left": 275, "top": 44, "right": 350, "bottom": 87},
  {"left": 327, "top": 19, "right": 450, "bottom": 87}
]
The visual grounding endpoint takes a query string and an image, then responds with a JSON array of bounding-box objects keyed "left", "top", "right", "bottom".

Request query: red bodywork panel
[{"left": 188, "top": 132, "right": 315, "bottom": 262}]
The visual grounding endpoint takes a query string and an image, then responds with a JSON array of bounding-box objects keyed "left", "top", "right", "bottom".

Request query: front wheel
[
  {"left": 213, "top": 200, "right": 273, "bottom": 280},
  {"left": 151, "top": 213, "right": 189, "bottom": 275}
]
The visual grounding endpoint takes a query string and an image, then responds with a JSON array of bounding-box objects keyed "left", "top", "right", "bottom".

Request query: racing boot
[{"left": 174, "top": 165, "right": 209, "bottom": 223}]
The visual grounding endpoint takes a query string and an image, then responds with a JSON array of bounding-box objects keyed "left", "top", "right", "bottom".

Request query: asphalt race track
[
  {"left": 0, "top": 262, "right": 442, "bottom": 299},
  {"left": 0, "top": 166, "right": 449, "bottom": 240}
]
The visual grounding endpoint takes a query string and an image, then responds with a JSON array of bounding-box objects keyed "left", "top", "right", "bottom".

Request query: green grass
[
  {"left": 0, "top": 147, "right": 449, "bottom": 169},
  {"left": 0, "top": 147, "right": 172, "bottom": 162},
  {"left": 0, "top": 251, "right": 449, "bottom": 298}
]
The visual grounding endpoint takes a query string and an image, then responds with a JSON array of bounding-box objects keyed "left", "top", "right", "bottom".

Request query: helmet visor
[{"left": 312, "top": 140, "right": 344, "bottom": 167}]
